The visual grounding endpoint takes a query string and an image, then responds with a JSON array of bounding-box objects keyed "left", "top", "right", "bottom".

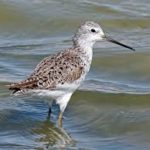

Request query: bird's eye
[{"left": 91, "top": 29, "right": 96, "bottom": 33}]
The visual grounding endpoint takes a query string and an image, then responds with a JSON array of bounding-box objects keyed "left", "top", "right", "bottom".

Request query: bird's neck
[
  {"left": 73, "top": 36, "right": 95, "bottom": 50},
  {"left": 73, "top": 39, "right": 94, "bottom": 63}
]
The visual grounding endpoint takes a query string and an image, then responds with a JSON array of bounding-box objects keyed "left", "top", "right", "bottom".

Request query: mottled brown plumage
[{"left": 9, "top": 47, "right": 85, "bottom": 93}]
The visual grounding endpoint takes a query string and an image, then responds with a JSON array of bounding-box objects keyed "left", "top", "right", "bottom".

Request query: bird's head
[{"left": 73, "top": 21, "right": 135, "bottom": 51}]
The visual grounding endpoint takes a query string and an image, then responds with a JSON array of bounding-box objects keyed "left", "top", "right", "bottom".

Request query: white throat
[
  {"left": 73, "top": 37, "right": 94, "bottom": 63},
  {"left": 73, "top": 35, "right": 95, "bottom": 49},
  {"left": 79, "top": 39, "right": 95, "bottom": 49}
]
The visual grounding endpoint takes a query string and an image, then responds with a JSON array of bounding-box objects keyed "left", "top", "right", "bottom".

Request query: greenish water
[{"left": 0, "top": 0, "right": 150, "bottom": 149}]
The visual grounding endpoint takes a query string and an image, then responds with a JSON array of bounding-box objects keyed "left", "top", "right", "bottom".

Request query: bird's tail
[{"left": 6, "top": 83, "right": 21, "bottom": 94}]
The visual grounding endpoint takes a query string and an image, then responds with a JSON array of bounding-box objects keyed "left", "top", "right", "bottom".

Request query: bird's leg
[
  {"left": 47, "top": 106, "right": 52, "bottom": 120},
  {"left": 57, "top": 111, "right": 63, "bottom": 127},
  {"left": 47, "top": 101, "right": 53, "bottom": 120},
  {"left": 56, "top": 93, "right": 72, "bottom": 127}
]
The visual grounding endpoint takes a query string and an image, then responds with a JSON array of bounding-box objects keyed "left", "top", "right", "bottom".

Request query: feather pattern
[{"left": 9, "top": 47, "right": 87, "bottom": 93}]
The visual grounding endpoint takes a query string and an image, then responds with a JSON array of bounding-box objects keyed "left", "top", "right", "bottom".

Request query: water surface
[{"left": 0, "top": 0, "right": 150, "bottom": 149}]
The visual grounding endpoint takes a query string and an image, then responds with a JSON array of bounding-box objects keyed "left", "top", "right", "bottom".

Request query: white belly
[{"left": 25, "top": 78, "right": 82, "bottom": 99}]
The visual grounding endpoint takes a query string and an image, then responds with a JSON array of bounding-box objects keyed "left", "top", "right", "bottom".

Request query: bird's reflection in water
[{"left": 32, "top": 120, "right": 75, "bottom": 149}]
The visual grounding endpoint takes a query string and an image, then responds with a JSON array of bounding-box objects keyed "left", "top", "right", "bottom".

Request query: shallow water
[{"left": 0, "top": 0, "right": 150, "bottom": 149}]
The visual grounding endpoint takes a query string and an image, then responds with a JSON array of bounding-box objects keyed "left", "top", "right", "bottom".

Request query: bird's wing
[
  {"left": 9, "top": 77, "right": 38, "bottom": 92},
  {"left": 9, "top": 49, "right": 84, "bottom": 92}
]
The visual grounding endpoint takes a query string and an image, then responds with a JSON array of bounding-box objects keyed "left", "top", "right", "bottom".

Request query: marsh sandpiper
[{"left": 8, "top": 21, "right": 135, "bottom": 127}]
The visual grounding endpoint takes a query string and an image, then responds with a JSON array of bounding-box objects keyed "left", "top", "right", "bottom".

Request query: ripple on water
[{"left": 0, "top": 0, "right": 150, "bottom": 149}]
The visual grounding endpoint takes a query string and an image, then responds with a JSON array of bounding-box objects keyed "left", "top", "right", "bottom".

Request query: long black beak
[{"left": 104, "top": 36, "right": 135, "bottom": 51}]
